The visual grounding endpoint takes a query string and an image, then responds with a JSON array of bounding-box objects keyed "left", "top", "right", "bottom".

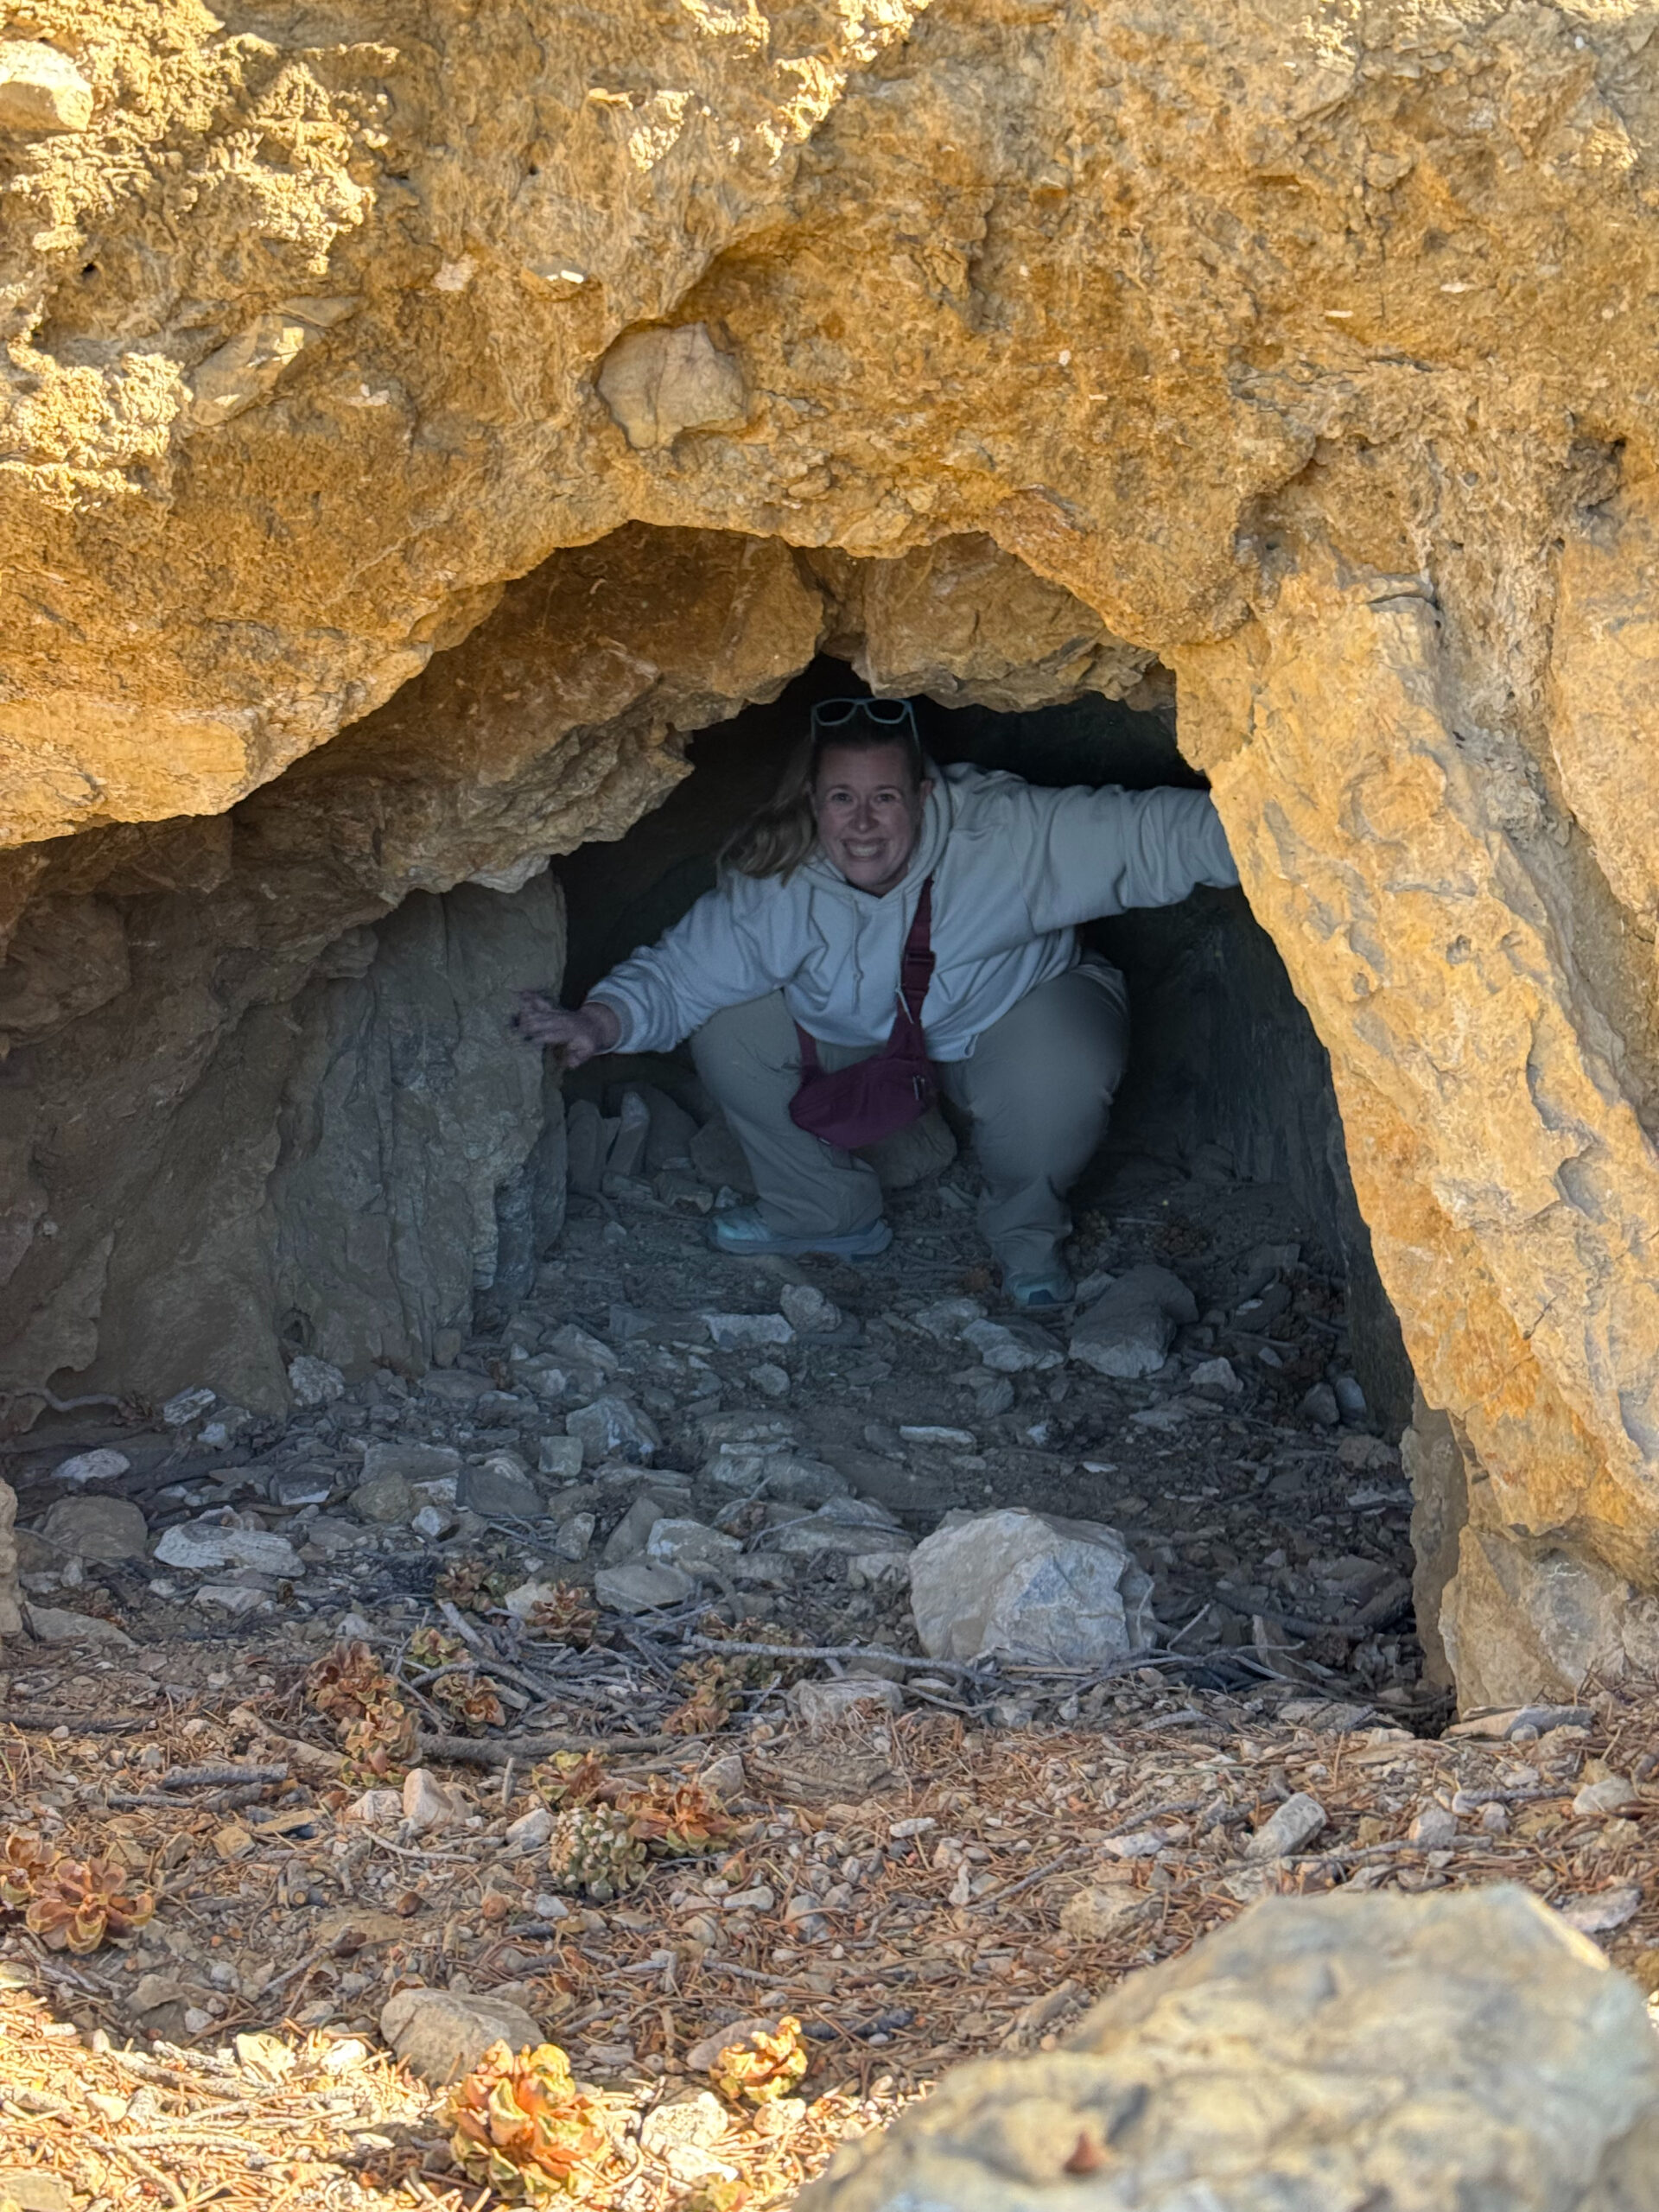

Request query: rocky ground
[{"left": 7, "top": 1123, "right": 1653, "bottom": 2208}]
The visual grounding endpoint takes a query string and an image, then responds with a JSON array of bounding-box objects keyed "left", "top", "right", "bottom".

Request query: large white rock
[
  {"left": 908, "top": 1508, "right": 1154, "bottom": 1667},
  {"left": 1069, "top": 1263, "right": 1198, "bottom": 1380},
  {"left": 803, "top": 1888, "right": 1659, "bottom": 2212},
  {"left": 153, "top": 1513, "right": 302, "bottom": 1576}
]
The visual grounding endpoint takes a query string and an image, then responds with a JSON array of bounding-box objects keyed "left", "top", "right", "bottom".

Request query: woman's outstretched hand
[{"left": 514, "top": 993, "right": 622, "bottom": 1065}]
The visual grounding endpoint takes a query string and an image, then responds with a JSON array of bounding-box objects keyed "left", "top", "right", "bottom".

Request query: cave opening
[
  {"left": 541, "top": 653, "right": 1426, "bottom": 1708},
  {"left": 0, "top": 526, "right": 1434, "bottom": 1732}
]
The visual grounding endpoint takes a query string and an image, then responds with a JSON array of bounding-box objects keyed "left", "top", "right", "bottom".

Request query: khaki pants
[{"left": 690, "top": 958, "right": 1130, "bottom": 1277}]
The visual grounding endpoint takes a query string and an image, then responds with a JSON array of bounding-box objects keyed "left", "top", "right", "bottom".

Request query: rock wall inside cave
[{"left": 6, "top": 0, "right": 1659, "bottom": 1706}]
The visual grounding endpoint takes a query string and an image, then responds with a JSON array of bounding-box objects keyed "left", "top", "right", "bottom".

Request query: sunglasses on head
[{"left": 810, "top": 696, "right": 918, "bottom": 737}]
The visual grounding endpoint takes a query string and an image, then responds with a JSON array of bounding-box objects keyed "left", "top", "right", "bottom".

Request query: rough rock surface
[
  {"left": 378, "top": 1988, "right": 541, "bottom": 2088},
  {"left": 908, "top": 1508, "right": 1156, "bottom": 1668},
  {"left": 0, "top": 1479, "right": 19, "bottom": 1636},
  {"left": 803, "top": 1889, "right": 1659, "bottom": 2212},
  {"left": 5, "top": 3, "right": 1659, "bottom": 1697}
]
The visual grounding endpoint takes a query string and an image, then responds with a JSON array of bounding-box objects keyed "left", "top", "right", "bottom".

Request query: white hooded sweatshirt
[{"left": 591, "top": 763, "right": 1239, "bottom": 1064}]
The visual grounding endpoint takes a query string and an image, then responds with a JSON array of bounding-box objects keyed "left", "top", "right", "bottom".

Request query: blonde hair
[{"left": 721, "top": 719, "right": 927, "bottom": 882}]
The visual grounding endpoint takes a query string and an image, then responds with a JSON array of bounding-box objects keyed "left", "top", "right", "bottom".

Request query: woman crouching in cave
[{"left": 517, "top": 697, "right": 1237, "bottom": 1309}]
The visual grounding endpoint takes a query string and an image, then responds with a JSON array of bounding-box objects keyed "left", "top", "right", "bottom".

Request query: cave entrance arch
[{"left": 0, "top": 521, "right": 1431, "bottom": 1713}]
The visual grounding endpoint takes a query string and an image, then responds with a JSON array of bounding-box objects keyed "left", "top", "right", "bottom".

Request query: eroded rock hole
[{"left": 540, "top": 662, "right": 1427, "bottom": 1717}]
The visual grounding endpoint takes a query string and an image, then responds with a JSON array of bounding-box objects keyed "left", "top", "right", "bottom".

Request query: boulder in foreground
[{"left": 802, "top": 1886, "right": 1659, "bottom": 2212}]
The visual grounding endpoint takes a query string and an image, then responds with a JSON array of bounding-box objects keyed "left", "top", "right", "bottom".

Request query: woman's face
[{"left": 813, "top": 741, "right": 932, "bottom": 895}]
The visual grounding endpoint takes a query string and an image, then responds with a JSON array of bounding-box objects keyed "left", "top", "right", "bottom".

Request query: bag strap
[
  {"left": 897, "top": 876, "right": 936, "bottom": 1027},
  {"left": 796, "top": 874, "right": 936, "bottom": 1071}
]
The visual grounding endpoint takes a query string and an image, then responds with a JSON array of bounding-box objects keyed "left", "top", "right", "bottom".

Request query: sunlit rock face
[{"left": 5, "top": 1, "right": 1659, "bottom": 1701}]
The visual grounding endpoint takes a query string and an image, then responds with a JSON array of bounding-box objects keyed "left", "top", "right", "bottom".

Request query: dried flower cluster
[
  {"left": 524, "top": 1582, "right": 600, "bottom": 1649},
  {"left": 445, "top": 2039, "right": 622, "bottom": 2204},
  {"left": 618, "top": 1777, "right": 734, "bottom": 1859},
  {"left": 435, "top": 1557, "right": 512, "bottom": 1613},
  {"left": 1, "top": 1833, "right": 154, "bottom": 1955},
  {"left": 710, "top": 2017, "right": 809, "bottom": 2106},
  {"left": 307, "top": 1640, "right": 419, "bottom": 1780},
  {"left": 665, "top": 1618, "right": 806, "bottom": 1732},
  {"left": 531, "top": 1750, "right": 611, "bottom": 1810},
  {"left": 404, "top": 1628, "right": 506, "bottom": 1731}
]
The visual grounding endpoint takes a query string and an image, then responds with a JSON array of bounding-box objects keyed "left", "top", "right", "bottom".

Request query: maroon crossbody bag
[{"left": 788, "top": 878, "right": 938, "bottom": 1152}]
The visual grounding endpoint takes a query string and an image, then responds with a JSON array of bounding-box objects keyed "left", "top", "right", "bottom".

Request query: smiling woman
[{"left": 526, "top": 688, "right": 1237, "bottom": 1305}]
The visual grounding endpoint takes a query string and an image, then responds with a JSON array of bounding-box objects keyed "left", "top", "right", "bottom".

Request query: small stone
[
  {"left": 0, "top": 42, "right": 92, "bottom": 134},
  {"left": 162, "top": 1386, "right": 217, "bottom": 1428},
  {"left": 555, "top": 1511, "right": 595, "bottom": 1561},
  {"left": 538, "top": 1435, "right": 584, "bottom": 1479},
  {"left": 751, "top": 1361, "right": 791, "bottom": 1399},
  {"left": 41, "top": 1494, "right": 148, "bottom": 1563},
  {"left": 379, "top": 1987, "right": 542, "bottom": 2086},
  {"left": 50, "top": 1448, "right": 130, "bottom": 1487},
  {"left": 791, "top": 1677, "right": 904, "bottom": 1729},
  {"left": 548, "top": 1323, "right": 620, "bottom": 1374},
  {"left": 647, "top": 1517, "right": 742, "bottom": 1573},
  {"left": 603, "top": 1495, "right": 666, "bottom": 1564},
  {"left": 402, "top": 1768, "right": 465, "bottom": 1834},
  {"left": 899, "top": 1424, "right": 977, "bottom": 1448},
  {"left": 703, "top": 1312, "right": 794, "bottom": 1351},
  {"left": 567, "top": 1395, "right": 661, "bottom": 1465},
  {"left": 961, "top": 1318, "right": 1063, "bottom": 1373},
  {"left": 1558, "top": 1883, "right": 1642, "bottom": 1935},
  {"left": 22, "top": 1601, "right": 136, "bottom": 1647},
  {"left": 640, "top": 2092, "right": 728, "bottom": 2155},
  {"left": 685, "top": 2017, "right": 776, "bottom": 2074},
  {"left": 1333, "top": 1373, "right": 1368, "bottom": 1420},
  {"left": 594, "top": 1560, "right": 696, "bottom": 1613},
  {"left": 970, "top": 1373, "right": 1017, "bottom": 1417},
  {"left": 361, "top": 1441, "right": 461, "bottom": 1486},
  {"left": 1573, "top": 1775, "right": 1639, "bottom": 1817},
  {"left": 269, "top": 1467, "right": 334, "bottom": 1509},
  {"left": 913, "top": 1297, "right": 985, "bottom": 1342},
  {"left": 350, "top": 1474, "right": 416, "bottom": 1525},
  {"left": 345, "top": 1789, "right": 404, "bottom": 1824},
  {"left": 1300, "top": 1382, "right": 1341, "bottom": 1427},
  {"left": 1407, "top": 1803, "right": 1458, "bottom": 1847},
  {"left": 1479, "top": 1801, "right": 1510, "bottom": 1835},
  {"left": 722, "top": 1885, "right": 776, "bottom": 1913},
  {"left": 1189, "top": 1355, "right": 1243, "bottom": 1395},
  {"left": 457, "top": 1455, "right": 542, "bottom": 1521},
  {"left": 779, "top": 1283, "right": 843, "bottom": 1335},
  {"left": 1060, "top": 1885, "right": 1147, "bottom": 1937},
  {"left": 505, "top": 1806, "right": 555, "bottom": 1851},
  {"left": 421, "top": 1368, "right": 493, "bottom": 1406},
  {"left": 287, "top": 1354, "right": 346, "bottom": 1407},
  {"left": 0, "top": 2166, "right": 73, "bottom": 2212},
  {"left": 1244, "top": 1792, "right": 1328, "bottom": 1859},
  {"left": 410, "top": 1504, "right": 450, "bottom": 1540},
  {"left": 701, "top": 1751, "right": 746, "bottom": 1799},
  {"left": 196, "top": 1584, "right": 270, "bottom": 1616},
  {"left": 658, "top": 1168, "right": 715, "bottom": 1213}
]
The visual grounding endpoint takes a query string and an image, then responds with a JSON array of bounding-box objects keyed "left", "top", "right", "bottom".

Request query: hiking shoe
[
  {"left": 707, "top": 1205, "right": 893, "bottom": 1261},
  {"left": 1005, "top": 1268, "right": 1075, "bottom": 1310}
]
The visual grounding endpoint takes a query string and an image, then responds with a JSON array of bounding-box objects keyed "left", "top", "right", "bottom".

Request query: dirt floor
[{"left": 6, "top": 1142, "right": 1655, "bottom": 2208}]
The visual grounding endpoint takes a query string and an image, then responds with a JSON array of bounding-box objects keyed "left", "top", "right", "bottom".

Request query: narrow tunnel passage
[{"left": 543, "top": 660, "right": 1427, "bottom": 1715}]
